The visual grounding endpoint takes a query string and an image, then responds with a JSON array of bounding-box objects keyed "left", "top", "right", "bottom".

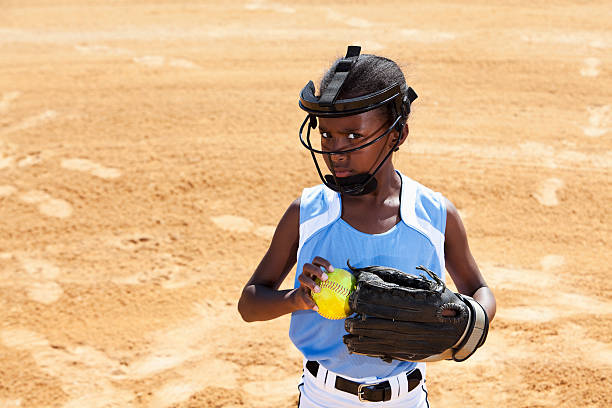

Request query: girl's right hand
[{"left": 292, "top": 256, "right": 334, "bottom": 312}]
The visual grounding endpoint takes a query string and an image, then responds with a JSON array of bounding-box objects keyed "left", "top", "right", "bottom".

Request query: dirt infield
[{"left": 1, "top": 1, "right": 610, "bottom": 407}]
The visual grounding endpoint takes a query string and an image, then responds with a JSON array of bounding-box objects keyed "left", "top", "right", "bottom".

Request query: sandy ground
[{"left": 1, "top": 1, "right": 611, "bottom": 407}]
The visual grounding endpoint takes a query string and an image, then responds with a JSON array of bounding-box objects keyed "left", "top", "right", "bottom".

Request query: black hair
[{"left": 319, "top": 54, "right": 409, "bottom": 122}]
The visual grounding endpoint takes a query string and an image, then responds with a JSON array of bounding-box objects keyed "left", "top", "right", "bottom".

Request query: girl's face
[{"left": 317, "top": 109, "right": 396, "bottom": 178}]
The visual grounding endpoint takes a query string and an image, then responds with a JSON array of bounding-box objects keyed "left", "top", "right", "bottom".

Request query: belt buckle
[
  {"left": 357, "top": 383, "right": 368, "bottom": 402},
  {"left": 357, "top": 383, "right": 377, "bottom": 402}
]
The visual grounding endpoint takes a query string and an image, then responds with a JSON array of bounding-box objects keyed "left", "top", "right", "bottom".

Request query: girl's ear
[
  {"left": 391, "top": 122, "right": 409, "bottom": 152},
  {"left": 399, "top": 122, "right": 409, "bottom": 145}
]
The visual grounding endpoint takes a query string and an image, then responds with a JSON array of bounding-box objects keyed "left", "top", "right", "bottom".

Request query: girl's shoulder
[
  {"left": 298, "top": 184, "right": 340, "bottom": 225},
  {"left": 398, "top": 173, "right": 447, "bottom": 228}
]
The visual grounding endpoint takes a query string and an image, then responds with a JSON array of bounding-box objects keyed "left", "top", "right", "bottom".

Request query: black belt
[{"left": 305, "top": 360, "right": 422, "bottom": 402}]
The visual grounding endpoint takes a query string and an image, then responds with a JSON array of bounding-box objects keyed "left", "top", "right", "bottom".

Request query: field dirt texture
[{"left": 1, "top": 1, "right": 611, "bottom": 407}]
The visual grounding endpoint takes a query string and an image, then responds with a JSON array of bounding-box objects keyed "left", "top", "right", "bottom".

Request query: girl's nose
[
  {"left": 330, "top": 151, "right": 348, "bottom": 164},
  {"left": 329, "top": 137, "right": 352, "bottom": 154}
]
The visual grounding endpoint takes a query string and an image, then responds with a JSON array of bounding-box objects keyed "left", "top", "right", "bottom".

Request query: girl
[{"left": 238, "top": 46, "right": 496, "bottom": 407}]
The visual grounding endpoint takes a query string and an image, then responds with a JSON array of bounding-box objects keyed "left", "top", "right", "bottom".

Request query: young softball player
[{"left": 238, "top": 46, "right": 496, "bottom": 407}]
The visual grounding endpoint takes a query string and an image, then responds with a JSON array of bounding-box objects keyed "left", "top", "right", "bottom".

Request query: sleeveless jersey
[{"left": 289, "top": 171, "right": 447, "bottom": 379}]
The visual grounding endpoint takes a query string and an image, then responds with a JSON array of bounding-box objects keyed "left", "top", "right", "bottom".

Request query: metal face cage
[{"left": 297, "top": 45, "right": 418, "bottom": 196}]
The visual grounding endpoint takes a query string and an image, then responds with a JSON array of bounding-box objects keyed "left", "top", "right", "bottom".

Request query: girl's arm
[
  {"left": 444, "top": 198, "right": 496, "bottom": 321},
  {"left": 238, "top": 198, "right": 326, "bottom": 322}
]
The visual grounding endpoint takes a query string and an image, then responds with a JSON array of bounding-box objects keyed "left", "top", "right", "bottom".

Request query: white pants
[{"left": 297, "top": 361, "right": 430, "bottom": 408}]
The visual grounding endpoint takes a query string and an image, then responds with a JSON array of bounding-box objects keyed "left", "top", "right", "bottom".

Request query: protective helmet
[{"left": 298, "top": 45, "right": 418, "bottom": 195}]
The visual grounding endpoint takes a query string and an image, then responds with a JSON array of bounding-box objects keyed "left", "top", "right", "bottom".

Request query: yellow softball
[{"left": 312, "top": 268, "right": 356, "bottom": 320}]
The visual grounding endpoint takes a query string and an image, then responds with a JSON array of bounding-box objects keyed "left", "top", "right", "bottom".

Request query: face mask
[
  {"left": 299, "top": 114, "right": 404, "bottom": 196},
  {"left": 297, "top": 45, "right": 417, "bottom": 195}
]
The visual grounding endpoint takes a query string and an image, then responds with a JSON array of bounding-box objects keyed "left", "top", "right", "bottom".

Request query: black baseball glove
[{"left": 343, "top": 263, "right": 489, "bottom": 363}]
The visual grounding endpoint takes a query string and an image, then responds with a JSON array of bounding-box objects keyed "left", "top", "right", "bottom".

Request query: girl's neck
[{"left": 341, "top": 165, "right": 401, "bottom": 206}]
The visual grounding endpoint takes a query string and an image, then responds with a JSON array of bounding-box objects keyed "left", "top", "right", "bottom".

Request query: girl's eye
[
  {"left": 347, "top": 133, "right": 362, "bottom": 140},
  {"left": 321, "top": 132, "right": 331, "bottom": 139}
]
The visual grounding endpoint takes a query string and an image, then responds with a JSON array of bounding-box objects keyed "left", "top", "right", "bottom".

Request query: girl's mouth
[{"left": 333, "top": 169, "right": 352, "bottom": 177}]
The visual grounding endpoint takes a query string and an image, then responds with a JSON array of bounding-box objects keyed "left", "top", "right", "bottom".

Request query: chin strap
[{"left": 323, "top": 173, "right": 378, "bottom": 195}]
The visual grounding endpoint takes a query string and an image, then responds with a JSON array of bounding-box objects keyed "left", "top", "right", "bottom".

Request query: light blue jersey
[{"left": 289, "top": 171, "right": 447, "bottom": 379}]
